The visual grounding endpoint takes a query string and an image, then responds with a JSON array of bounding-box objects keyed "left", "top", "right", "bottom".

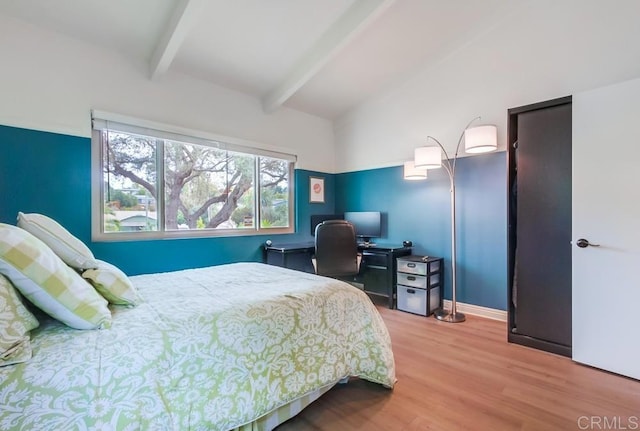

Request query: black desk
[
  {"left": 263, "top": 241, "right": 315, "bottom": 273},
  {"left": 263, "top": 241, "right": 411, "bottom": 308}
]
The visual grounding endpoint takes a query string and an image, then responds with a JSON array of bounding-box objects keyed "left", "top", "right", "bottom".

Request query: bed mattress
[{"left": 1, "top": 262, "right": 395, "bottom": 430}]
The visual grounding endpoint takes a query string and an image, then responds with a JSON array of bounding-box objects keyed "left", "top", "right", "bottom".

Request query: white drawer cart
[{"left": 396, "top": 255, "right": 443, "bottom": 316}]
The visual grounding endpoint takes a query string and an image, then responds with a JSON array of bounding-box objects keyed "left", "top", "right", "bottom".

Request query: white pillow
[
  {"left": 82, "top": 260, "right": 141, "bottom": 307},
  {"left": 17, "top": 212, "right": 97, "bottom": 270},
  {"left": 0, "top": 223, "right": 111, "bottom": 330}
]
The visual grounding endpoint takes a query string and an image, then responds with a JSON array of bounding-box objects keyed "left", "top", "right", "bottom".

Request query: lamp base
[{"left": 434, "top": 309, "right": 466, "bottom": 323}]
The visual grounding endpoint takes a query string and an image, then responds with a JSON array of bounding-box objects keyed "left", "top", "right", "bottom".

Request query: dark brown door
[{"left": 514, "top": 101, "right": 572, "bottom": 347}]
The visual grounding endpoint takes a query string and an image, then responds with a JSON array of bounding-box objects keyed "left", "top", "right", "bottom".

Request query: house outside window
[{"left": 91, "top": 112, "right": 295, "bottom": 241}]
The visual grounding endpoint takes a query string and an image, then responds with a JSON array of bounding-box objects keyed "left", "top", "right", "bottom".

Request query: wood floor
[{"left": 277, "top": 306, "right": 640, "bottom": 431}]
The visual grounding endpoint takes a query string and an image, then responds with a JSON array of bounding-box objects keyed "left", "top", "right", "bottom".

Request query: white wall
[
  {"left": 334, "top": 0, "right": 640, "bottom": 173},
  {"left": 4, "top": 1, "right": 640, "bottom": 175},
  {"left": 0, "top": 14, "right": 335, "bottom": 173}
]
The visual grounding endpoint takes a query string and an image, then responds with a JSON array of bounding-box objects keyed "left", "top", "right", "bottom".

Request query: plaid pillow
[
  {"left": 0, "top": 223, "right": 111, "bottom": 330},
  {"left": 0, "top": 274, "right": 39, "bottom": 366},
  {"left": 82, "top": 260, "right": 141, "bottom": 307}
]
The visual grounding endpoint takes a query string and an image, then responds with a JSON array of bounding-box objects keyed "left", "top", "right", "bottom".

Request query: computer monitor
[
  {"left": 343, "top": 211, "right": 381, "bottom": 244},
  {"left": 310, "top": 214, "right": 343, "bottom": 236}
]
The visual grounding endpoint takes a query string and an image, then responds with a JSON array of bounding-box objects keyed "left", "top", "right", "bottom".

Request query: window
[{"left": 91, "top": 112, "right": 295, "bottom": 240}]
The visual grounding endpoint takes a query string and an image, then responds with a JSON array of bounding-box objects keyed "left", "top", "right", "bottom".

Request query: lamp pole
[{"left": 428, "top": 117, "right": 481, "bottom": 323}]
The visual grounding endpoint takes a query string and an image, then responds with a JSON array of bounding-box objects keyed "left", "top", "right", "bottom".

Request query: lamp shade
[
  {"left": 414, "top": 146, "right": 442, "bottom": 169},
  {"left": 464, "top": 125, "right": 497, "bottom": 153},
  {"left": 403, "top": 161, "right": 427, "bottom": 180}
]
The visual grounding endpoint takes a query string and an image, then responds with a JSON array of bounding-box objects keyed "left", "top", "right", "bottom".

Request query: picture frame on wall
[{"left": 309, "top": 176, "right": 325, "bottom": 203}]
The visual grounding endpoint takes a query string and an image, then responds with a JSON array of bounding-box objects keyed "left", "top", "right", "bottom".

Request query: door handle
[{"left": 576, "top": 238, "right": 600, "bottom": 248}]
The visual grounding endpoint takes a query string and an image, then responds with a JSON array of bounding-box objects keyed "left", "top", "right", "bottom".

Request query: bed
[{"left": 0, "top": 262, "right": 396, "bottom": 430}]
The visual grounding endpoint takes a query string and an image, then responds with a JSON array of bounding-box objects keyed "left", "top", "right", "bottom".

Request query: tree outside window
[{"left": 98, "top": 128, "right": 293, "bottom": 238}]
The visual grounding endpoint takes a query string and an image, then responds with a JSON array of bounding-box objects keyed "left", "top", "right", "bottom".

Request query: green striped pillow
[
  {"left": 0, "top": 223, "right": 111, "bottom": 330},
  {"left": 82, "top": 260, "right": 141, "bottom": 307},
  {"left": 0, "top": 274, "right": 39, "bottom": 366}
]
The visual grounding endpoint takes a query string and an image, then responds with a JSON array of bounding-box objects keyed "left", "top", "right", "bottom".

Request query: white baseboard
[{"left": 442, "top": 300, "right": 507, "bottom": 322}]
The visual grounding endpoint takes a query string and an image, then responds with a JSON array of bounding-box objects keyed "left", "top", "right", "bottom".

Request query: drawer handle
[
  {"left": 407, "top": 263, "right": 416, "bottom": 268},
  {"left": 407, "top": 289, "right": 416, "bottom": 294},
  {"left": 407, "top": 276, "right": 416, "bottom": 281}
]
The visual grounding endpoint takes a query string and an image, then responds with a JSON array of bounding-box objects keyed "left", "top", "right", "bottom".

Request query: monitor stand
[{"left": 358, "top": 238, "right": 376, "bottom": 248}]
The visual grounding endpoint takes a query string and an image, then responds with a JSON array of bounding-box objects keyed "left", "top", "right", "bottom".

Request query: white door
[{"left": 573, "top": 78, "right": 640, "bottom": 380}]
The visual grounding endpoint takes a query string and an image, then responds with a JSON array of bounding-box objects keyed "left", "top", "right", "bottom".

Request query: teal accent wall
[
  {"left": 0, "top": 125, "right": 328, "bottom": 275},
  {"left": 335, "top": 153, "right": 507, "bottom": 310},
  {"left": 0, "top": 124, "right": 506, "bottom": 310},
  {"left": 292, "top": 170, "right": 336, "bottom": 241}
]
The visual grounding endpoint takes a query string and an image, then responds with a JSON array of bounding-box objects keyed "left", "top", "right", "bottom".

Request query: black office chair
[{"left": 312, "top": 220, "right": 361, "bottom": 278}]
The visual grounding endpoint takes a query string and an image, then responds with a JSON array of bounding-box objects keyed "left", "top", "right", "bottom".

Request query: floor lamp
[{"left": 405, "top": 117, "right": 497, "bottom": 323}]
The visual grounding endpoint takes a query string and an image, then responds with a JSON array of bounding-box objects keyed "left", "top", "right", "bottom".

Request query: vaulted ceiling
[{"left": 0, "top": 0, "right": 521, "bottom": 120}]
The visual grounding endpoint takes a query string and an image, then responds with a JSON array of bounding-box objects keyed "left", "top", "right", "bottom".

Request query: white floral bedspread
[{"left": 0, "top": 262, "right": 395, "bottom": 430}]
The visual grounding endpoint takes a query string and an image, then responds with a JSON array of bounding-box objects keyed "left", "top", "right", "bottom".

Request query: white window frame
[{"left": 91, "top": 110, "right": 296, "bottom": 241}]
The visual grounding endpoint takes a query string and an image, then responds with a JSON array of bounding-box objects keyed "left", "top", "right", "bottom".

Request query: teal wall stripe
[
  {"left": 1, "top": 124, "right": 506, "bottom": 310},
  {"left": 293, "top": 170, "right": 336, "bottom": 240},
  {"left": 335, "top": 153, "right": 507, "bottom": 310},
  {"left": 0, "top": 125, "right": 93, "bottom": 246},
  {"left": 0, "top": 125, "right": 325, "bottom": 275}
]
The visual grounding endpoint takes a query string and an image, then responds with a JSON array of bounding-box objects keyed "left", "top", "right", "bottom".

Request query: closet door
[{"left": 508, "top": 97, "right": 572, "bottom": 356}]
